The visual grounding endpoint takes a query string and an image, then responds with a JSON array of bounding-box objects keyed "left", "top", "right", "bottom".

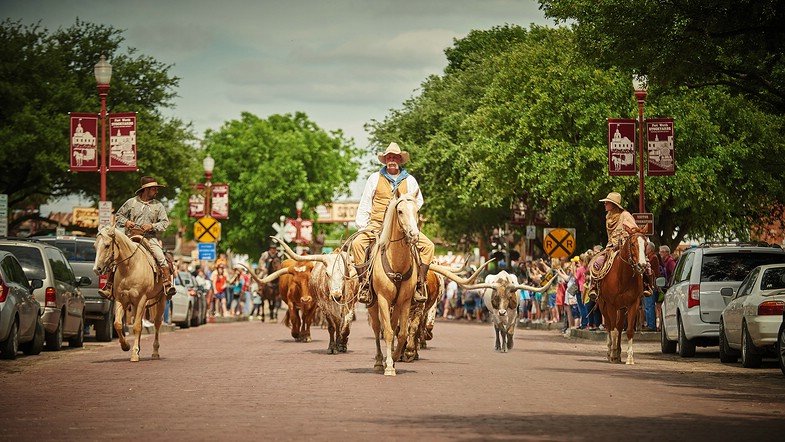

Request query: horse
[
  {"left": 93, "top": 226, "right": 166, "bottom": 362},
  {"left": 596, "top": 226, "right": 650, "bottom": 364},
  {"left": 257, "top": 255, "right": 283, "bottom": 322}
]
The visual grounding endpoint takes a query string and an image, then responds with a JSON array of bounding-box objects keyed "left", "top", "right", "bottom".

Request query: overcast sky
[{"left": 5, "top": 0, "right": 553, "bottom": 208}]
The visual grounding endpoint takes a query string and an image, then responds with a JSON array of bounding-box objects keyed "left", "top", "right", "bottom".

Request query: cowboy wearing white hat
[
  {"left": 99, "top": 176, "right": 176, "bottom": 299},
  {"left": 352, "top": 142, "right": 434, "bottom": 303}
]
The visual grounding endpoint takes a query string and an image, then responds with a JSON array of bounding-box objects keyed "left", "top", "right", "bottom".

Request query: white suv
[{"left": 661, "top": 243, "right": 785, "bottom": 357}]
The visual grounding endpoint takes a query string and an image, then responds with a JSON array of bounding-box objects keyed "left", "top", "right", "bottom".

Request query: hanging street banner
[
  {"left": 607, "top": 119, "right": 637, "bottom": 176},
  {"left": 108, "top": 112, "right": 137, "bottom": 171},
  {"left": 646, "top": 118, "right": 675, "bottom": 176},
  {"left": 211, "top": 184, "right": 230, "bottom": 219},
  {"left": 188, "top": 193, "right": 206, "bottom": 218},
  {"left": 69, "top": 113, "right": 99, "bottom": 172}
]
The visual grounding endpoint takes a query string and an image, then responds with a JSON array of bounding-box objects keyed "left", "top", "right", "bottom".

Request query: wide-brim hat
[
  {"left": 135, "top": 176, "right": 165, "bottom": 195},
  {"left": 377, "top": 142, "right": 409, "bottom": 165},
  {"left": 599, "top": 192, "right": 624, "bottom": 210}
]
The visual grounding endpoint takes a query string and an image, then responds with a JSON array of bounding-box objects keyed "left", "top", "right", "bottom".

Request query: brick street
[{"left": 2, "top": 309, "right": 785, "bottom": 441}]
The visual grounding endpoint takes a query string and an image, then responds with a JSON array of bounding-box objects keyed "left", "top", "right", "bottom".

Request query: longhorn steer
[
  {"left": 462, "top": 270, "right": 555, "bottom": 352},
  {"left": 272, "top": 237, "right": 358, "bottom": 354},
  {"left": 402, "top": 270, "right": 443, "bottom": 362}
]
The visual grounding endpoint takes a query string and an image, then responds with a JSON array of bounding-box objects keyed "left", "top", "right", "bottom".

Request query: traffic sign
[
  {"left": 526, "top": 225, "right": 536, "bottom": 240},
  {"left": 0, "top": 194, "right": 7, "bottom": 237},
  {"left": 272, "top": 217, "right": 293, "bottom": 242},
  {"left": 98, "top": 201, "right": 112, "bottom": 229},
  {"left": 543, "top": 228, "right": 576, "bottom": 259},
  {"left": 194, "top": 216, "right": 221, "bottom": 243},
  {"left": 197, "top": 242, "right": 217, "bottom": 261},
  {"left": 633, "top": 213, "right": 654, "bottom": 236}
]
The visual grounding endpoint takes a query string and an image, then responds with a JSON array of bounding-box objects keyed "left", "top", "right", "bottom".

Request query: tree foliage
[
  {"left": 192, "top": 112, "right": 361, "bottom": 256},
  {"left": 0, "top": 19, "right": 197, "bottom": 227},
  {"left": 369, "top": 25, "right": 785, "bottom": 252},
  {"left": 538, "top": 0, "right": 785, "bottom": 114}
]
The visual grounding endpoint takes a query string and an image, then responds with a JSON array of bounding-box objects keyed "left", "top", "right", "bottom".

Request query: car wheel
[
  {"left": 45, "top": 314, "right": 64, "bottom": 351},
  {"left": 68, "top": 315, "right": 84, "bottom": 348},
  {"left": 661, "top": 319, "right": 677, "bottom": 354},
  {"left": 21, "top": 319, "right": 44, "bottom": 355},
  {"left": 741, "top": 322, "right": 763, "bottom": 368},
  {"left": 677, "top": 315, "right": 696, "bottom": 357},
  {"left": 95, "top": 310, "right": 114, "bottom": 342},
  {"left": 0, "top": 320, "right": 19, "bottom": 360},
  {"left": 778, "top": 324, "right": 785, "bottom": 376},
  {"left": 180, "top": 304, "right": 191, "bottom": 329},
  {"left": 190, "top": 302, "right": 200, "bottom": 327},
  {"left": 719, "top": 318, "right": 739, "bottom": 363}
]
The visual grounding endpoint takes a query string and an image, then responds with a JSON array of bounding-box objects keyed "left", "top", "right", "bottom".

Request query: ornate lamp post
[
  {"left": 203, "top": 154, "right": 215, "bottom": 216},
  {"left": 94, "top": 55, "right": 112, "bottom": 202},
  {"left": 633, "top": 74, "right": 648, "bottom": 213},
  {"left": 295, "top": 198, "right": 304, "bottom": 244}
]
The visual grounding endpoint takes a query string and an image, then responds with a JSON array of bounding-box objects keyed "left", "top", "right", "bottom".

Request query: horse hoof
[
  {"left": 328, "top": 347, "right": 336, "bottom": 355},
  {"left": 121, "top": 342, "right": 131, "bottom": 352},
  {"left": 151, "top": 353, "right": 160, "bottom": 360},
  {"left": 374, "top": 364, "right": 385, "bottom": 373},
  {"left": 384, "top": 367, "right": 396, "bottom": 376},
  {"left": 303, "top": 337, "right": 312, "bottom": 343},
  {"left": 626, "top": 360, "right": 635, "bottom": 365},
  {"left": 130, "top": 354, "right": 139, "bottom": 362}
]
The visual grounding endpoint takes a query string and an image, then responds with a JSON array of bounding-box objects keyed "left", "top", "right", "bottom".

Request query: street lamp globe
[
  {"left": 94, "top": 55, "right": 112, "bottom": 86},
  {"left": 632, "top": 74, "right": 648, "bottom": 92},
  {"left": 295, "top": 199, "right": 304, "bottom": 212},
  {"left": 203, "top": 154, "right": 215, "bottom": 175}
]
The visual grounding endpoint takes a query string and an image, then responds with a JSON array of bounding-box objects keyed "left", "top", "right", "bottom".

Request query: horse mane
[{"left": 98, "top": 225, "right": 135, "bottom": 255}]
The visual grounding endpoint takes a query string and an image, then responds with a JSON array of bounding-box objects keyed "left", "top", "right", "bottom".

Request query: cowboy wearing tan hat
[
  {"left": 352, "top": 142, "right": 434, "bottom": 303},
  {"left": 99, "top": 176, "right": 176, "bottom": 299}
]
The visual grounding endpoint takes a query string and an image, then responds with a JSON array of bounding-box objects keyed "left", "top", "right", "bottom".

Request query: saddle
[
  {"left": 128, "top": 234, "right": 173, "bottom": 282},
  {"left": 354, "top": 236, "right": 418, "bottom": 307},
  {"left": 587, "top": 248, "right": 618, "bottom": 283}
]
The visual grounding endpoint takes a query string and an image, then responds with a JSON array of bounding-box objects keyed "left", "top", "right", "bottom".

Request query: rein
[
  {"left": 102, "top": 229, "right": 142, "bottom": 272},
  {"left": 618, "top": 233, "right": 647, "bottom": 276}
]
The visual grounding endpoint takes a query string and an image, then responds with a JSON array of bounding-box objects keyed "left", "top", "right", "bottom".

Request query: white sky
[{"left": 4, "top": 0, "right": 552, "bottom": 211}]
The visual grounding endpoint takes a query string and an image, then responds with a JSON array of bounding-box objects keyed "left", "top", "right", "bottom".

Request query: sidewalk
[{"left": 516, "top": 320, "right": 660, "bottom": 342}]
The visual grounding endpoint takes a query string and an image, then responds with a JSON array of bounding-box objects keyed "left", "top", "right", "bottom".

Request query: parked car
[
  {"left": 170, "top": 273, "right": 193, "bottom": 328},
  {"left": 718, "top": 264, "right": 785, "bottom": 367},
  {"left": 34, "top": 236, "right": 117, "bottom": 342},
  {"left": 778, "top": 310, "right": 785, "bottom": 376},
  {"left": 661, "top": 242, "right": 785, "bottom": 357},
  {"left": 178, "top": 271, "right": 206, "bottom": 327},
  {"left": 0, "top": 238, "right": 87, "bottom": 350},
  {"left": 0, "top": 251, "right": 45, "bottom": 359}
]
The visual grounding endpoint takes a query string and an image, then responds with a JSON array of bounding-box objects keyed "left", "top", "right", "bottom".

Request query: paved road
[{"left": 2, "top": 309, "right": 785, "bottom": 441}]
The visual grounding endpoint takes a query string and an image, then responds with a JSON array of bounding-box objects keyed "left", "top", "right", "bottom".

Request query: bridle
[
  {"left": 619, "top": 232, "right": 649, "bottom": 276},
  {"left": 96, "top": 228, "right": 140, "bottom": 274},
  {"left": 388, "top": 196, "right": 418, "bottom": 245}
]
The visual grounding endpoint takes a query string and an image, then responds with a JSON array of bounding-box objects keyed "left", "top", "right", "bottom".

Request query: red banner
[
  {"left": 608, "top": 118, "right": 637, "bottom": 176},
  {"left": 70, "top": 113, "right": 99, "bottom": 172},
  {"left": 108, "top": 112, "right": 137, "bottom": 171},
  {"left": 188, "top": 194, "right": 205, "bottom": 218},
  {"left": 211, "top": 184, "right": 229, "bottom": 219},
  {"left": 647, "top": 118, "right": 675, "bottom": 176}
]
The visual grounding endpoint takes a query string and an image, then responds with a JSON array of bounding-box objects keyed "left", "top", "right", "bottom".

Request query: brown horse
[
  {"left": 93, "top": 226, "right": 166, "bottom": 362},
  {"left": 257, "top": 255, "right": 283, "bottom": 322},
  {"left": 596, "top": 226, "right": 650, "bottom": 364}
]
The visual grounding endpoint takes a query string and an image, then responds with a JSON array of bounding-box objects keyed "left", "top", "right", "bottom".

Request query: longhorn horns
[
  {"left": 429, "top": 259, "right": 494, "bottom": 287},
  {"left": 270, "top": 236, "right": 329, "bottom": 265},
  {"left": 238, "top": 262, "right": 291, "bottom": 285}
]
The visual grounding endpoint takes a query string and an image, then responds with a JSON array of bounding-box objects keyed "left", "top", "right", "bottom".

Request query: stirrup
[
  {"left": 98, "top": 287, "right": 114, "bottom": 301},
  {"left": 643, "top": 288, "right": 653, "bottom": 297}
]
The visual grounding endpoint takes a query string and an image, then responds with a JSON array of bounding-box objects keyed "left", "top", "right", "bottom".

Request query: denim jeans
[
  {"left": 164, "top": 299, "right": 171, "bottom": 324},
  {"left": 576, "top": 291, "right": 588, "bottom": 328},
  {"left": 643, "top": 293, "right": 656, "bottom": 329}
]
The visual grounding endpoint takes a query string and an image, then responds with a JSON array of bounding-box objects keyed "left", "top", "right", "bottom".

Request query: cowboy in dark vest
[
  {"left": 351, "top": 142, "right": 434, "bottom": 303},
  {"left": 98, "top": 176, "right": 176, "bottom": 299}
]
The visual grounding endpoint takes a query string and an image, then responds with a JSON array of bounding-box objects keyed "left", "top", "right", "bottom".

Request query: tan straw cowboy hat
[
  {"left": 599, "top": 192, "right": 624, "bottom": 210},
  {"left": 377, "top": 142, "right": 410, "bottom": 165},
  {"left": 135, "top": 176, "right": 166, "bottom": 195}
]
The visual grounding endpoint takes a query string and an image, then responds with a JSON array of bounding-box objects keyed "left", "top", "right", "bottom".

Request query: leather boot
[
  {"left": 357, "top": 286, "right": 371, "bottom": 304},
  {"left": 414, "top": 263, "right": 429, "bottom": 303},
  {"left": 161, "top": 266, "right": 176, "bottom": 299},
  {"left": 98, "top": 271, "right": 114, "bottom": 300}
]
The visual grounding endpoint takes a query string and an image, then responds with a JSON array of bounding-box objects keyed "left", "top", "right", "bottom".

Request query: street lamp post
[
  {"left": 203, "top": 155, "right": 215, "bottom": 216},
  {"left": 295, "top": 198, "right": 304, "bottom": 244},
  {"left": 94, "top": 55, "right": 112, "bottom": 202},
  {"left": 633, "top": 74, "right": 648, "bottom": 213}
]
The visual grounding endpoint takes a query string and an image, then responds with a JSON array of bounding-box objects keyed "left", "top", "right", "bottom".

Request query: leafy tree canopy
[
  {"left": 190, "top": 112, "right": 361, "bottom": 256},
  {"left": 0, "top": 19, "right": 197, "bottom": 228},
  {"left": 538, "top": 0, "right": 785, "bottom": 114}
]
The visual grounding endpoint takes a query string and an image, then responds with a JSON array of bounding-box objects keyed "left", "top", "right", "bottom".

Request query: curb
[
  {"left": 207, "top": 315, "right": 250, "bottom": 324},
  {"left": 516, "top": 321, "right": 661, "bottom": 342}
]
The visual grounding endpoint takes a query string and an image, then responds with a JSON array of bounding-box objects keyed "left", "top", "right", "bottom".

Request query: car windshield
[
  {"left": 701, "top": 252, "right": 785, "bottom": 282},
  {"left": 38, "top": 239, "right": 96, "bottom": 262},
  {"left": 760, "top": 267, "right": 785, "bottom": 291},
  {"left": 0, "top": 245, "right": 45, "bottom": 280}
]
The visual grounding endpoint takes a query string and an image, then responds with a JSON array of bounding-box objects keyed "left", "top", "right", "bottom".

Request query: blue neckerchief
[{"left": 380, "top": 166, "right": 409, "bottom": 191}]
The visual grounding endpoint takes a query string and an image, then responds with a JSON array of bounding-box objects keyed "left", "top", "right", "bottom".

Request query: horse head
[
  {"left": 623, "top": 225, "right": 649, "bottom": 275},
  {"left": 93, "top": 226, "right": 117, "bottom": 275},
  {"left": 391, "top": 188, "right": 420, "bottom": 246}
]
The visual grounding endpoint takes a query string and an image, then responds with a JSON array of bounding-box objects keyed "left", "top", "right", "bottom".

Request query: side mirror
[
  {"left": 30, "top": 279, "right": 43, "bottom": 291},
  {"left": 655, "top": 277, "right": 668, "bottom": 288},
  {"left": 720, "top": 287, "right": 734, "bottom": 297},
  {"left": 78, "top": 276, "right": 92, "bottom": 287}
]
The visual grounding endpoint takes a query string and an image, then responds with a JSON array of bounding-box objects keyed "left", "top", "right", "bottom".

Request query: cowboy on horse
[
  {"left": 98, "top": 176, "right": 176, "bottom": 299},
  {"left": 585, "top": 192, "right": 652, "bottom": 300},
  {"left": 351, "top": 142, "right": 434, "bottom": 304}
]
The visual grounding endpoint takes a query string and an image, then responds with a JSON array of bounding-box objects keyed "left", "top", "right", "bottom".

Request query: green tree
[
  {"left": 193, "top": 112, "right": 361, "bottom": 256},
  {"left": 538, "top": 0, "right": 785, "bottom": 114},
  {"left": 0, "top": 19, "right": 197, "bottom": 229}
]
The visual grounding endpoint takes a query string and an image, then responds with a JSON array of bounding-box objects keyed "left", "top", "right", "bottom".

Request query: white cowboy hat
[
  {"left": 377, "top": 142, "right": 410, "bottom": 165},
  {"left": 135, "top": 176, "right": 166, "bottom": 195},
  {"left": 599, "top": 192, "right": 624, "bottom": 210}
]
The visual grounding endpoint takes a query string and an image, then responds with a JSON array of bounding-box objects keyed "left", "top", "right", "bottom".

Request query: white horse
[{"left": 93, "top": 226, "right": 166, "bottom": 362}]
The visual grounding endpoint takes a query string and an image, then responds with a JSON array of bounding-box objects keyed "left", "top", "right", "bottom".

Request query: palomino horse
[
  {"left": 366, "top": 190, "right": 422, "bottom": 376},
  {"left": 596, "top": 226, "right": 650, "bottom": 364},
  {"left": 93, "top": 226, "right": 166, "bottom": 362}
]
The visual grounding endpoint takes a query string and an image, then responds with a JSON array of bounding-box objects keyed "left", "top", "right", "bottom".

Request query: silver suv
[
  {"left": 35, "top": 236, "right": 116, "bottom": 342},
  {"left": 661, "top": 242, "right": 785, "bottom": 357},
  {"left": 0, "top": 238, "right": 88, "bottom": 350}
]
